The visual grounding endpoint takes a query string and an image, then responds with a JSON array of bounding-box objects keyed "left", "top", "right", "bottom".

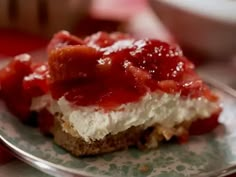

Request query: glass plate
[{"left": 1, "top": 79, "right": 236, "bottom": 177}]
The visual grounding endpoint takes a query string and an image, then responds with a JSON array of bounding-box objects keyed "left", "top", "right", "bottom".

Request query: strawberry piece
[
  {"left": 158, "top": 80, "right": 179, "bottom": 93},
  {"left": 84, "top": 31, "right": 116, "bottom": 48},
  {"left": 47, "top": 30, "right": 84, "bottom": 53},
  {"left": 48, "top": 45, "right": 100, "bottom": 83},
  {"left": 0, "top": 54, "right": 32, "bottom": 121},
  {"left": 23, "top": 63, "right": 49, "bottom": 97},
  {"left": 126, "top": 62, "right": 151, "bottom": 83},
  {"left": 125, "top": 61, "right": 152, "bottom": 92},
  {"left": 189, "top": 109, "right": 221, "bottom": 135},
  {"left": 84, "top": 31, "right": 131, "bottom": 49}
]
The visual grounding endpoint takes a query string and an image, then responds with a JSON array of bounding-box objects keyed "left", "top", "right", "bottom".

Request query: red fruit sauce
[
  {"left": 0, "top": 54, "right": 32, "bottom": 121},
  {"left": 0, "top": 31, "right": 220, "bottom": 135},
  {"left": 0, "top": 54, "right": 51, "bottom": 133},
  {"left": 48, "top": 31, "right": 218, "bottom": 109}
]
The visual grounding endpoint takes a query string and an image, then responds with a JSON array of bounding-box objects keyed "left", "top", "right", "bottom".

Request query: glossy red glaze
[
  {"left": 0, "top": 54, "right": 32, "bottom": 121},
  {"left": 0, "top": 54, "right": 49, "bottom": 122},
  {"left": 0, "top": 31, "right": 220, "bottom": 136},
  {"left": 48, "top": 31, "right": 217, "bottom": 109},
  {"left": 189, "top": 109, "right": 221, "bottom": 135},
  {"left": 47, "top": 31, "right": 84, "bottom": 53},
  {"left": 23, "top": 63, "right": 49, "bottom": 97}
]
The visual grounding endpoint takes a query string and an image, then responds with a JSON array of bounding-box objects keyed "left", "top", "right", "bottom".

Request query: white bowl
[{"left": 149, "top": 0, "right": 236, "bottom": 59}]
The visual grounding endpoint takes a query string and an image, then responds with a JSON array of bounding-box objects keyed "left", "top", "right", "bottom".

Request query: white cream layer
[{"left": 35, "top": 92, "right": 218, "bottom": 143}]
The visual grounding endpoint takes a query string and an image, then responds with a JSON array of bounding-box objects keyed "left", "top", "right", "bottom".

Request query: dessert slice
[
  {"left": 46, "top": 31, "right": 221, "bottom": 156},
  {"left": 0, "top": 31, "right": 221, "bottom": 156}
]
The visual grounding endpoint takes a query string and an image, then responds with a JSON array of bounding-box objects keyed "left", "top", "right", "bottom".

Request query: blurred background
[{"left": 0, "top": 0, "right": 171, "bottom": 56}]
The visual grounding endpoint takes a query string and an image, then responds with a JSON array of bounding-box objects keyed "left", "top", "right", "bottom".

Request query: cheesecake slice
[{"left": 0, "top": 31, "right": 221, "bottom": 156}]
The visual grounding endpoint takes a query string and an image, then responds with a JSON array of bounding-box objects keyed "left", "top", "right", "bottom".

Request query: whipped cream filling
[
  {"left": 35, "top": 92, "right": 218, "bottom": 143},
  {"left": 31, "top": 92, "right": 219, "bottom": 143}
]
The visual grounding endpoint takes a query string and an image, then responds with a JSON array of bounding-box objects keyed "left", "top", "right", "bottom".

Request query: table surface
[{"left": 0, "top": 1, "right": 236, "bottom": 177}]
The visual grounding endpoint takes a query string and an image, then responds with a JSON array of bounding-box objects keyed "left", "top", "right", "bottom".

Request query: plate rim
[
  {"left": 1, "top": 75, "right": 236, "bottom": 177},
  {"left": 0, "top": 135, "right": 106, "bottom": 177}
]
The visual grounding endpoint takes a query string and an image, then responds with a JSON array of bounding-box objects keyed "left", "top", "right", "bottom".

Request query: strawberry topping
[{"left": 0, "top": 31, "right": 220, "bottom": 136}]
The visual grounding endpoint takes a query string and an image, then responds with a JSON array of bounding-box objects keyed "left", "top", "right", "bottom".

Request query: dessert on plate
[{"left": 0, "top": 31, "right": 221, "bottom": 156}]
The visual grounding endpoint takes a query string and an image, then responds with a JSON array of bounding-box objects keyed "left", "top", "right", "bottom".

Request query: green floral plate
[{"left": 1, "top": 79, "right": 236, "bottom": 177}]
